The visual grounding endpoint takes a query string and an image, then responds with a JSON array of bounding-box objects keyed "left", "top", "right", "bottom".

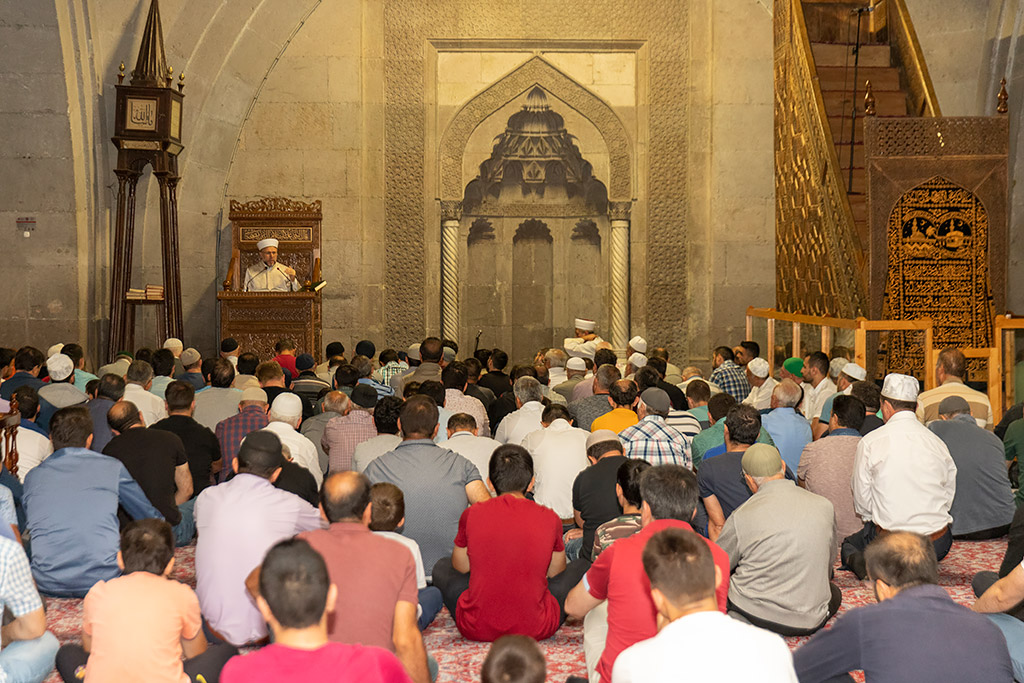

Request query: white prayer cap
[
  {"left": 842, "top": 362, "right": 867, "bottom": 381},
  {"left": 629, "top": 336, "right": 648, "bottom": 353},
  {"left": 47, "top": 354, "right": 74, "bottom": 381},
  {"left": 747, "top": 357, "right": 770, "bottom": 379},
  {"left": 881, "top": 373, "right": 919, "bottom": 402},
  {"left": 257, "top": 238, "right": 279, "bottom": 251},
  {"left": 574, "top": 318, "right": 596, "bottom": 331},
  {"left": 241, "top": 387, "right": 268, "bottom": 403},
  {"left": 47, "top": 343, "right": 64, "bottom": 358},
  {"left": 407, "top": 343, "right": 421, "bottom": 361},
  {"left": 627, "top": 352, "right": 647, "bottom": 369},
  {"left": 829, "top": 357, "right": 848, "bottom": 379},
  {"left": 163, "top": 338, "right": 183, "bottom": 353},
  {"left": 566, "top": 357, "right": 587, "bottom": 371},
  {"left": 270, "top": 392, "right": 303, "bottom": 418}
]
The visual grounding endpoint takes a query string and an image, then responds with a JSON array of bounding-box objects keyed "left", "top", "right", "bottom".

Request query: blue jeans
[
  {"left": 418, "top": 586, "right": 442, "bottom": 630},
  {"left": 173, "top": 499, "right": 196, "bottom": 547},
  {"left": 987, "top": 613, "right": 1024, "bottom": 681},
  {"left": 565, "top": 535, "right": 583, "bottom": 563},
  {"left": 0, "top": 631, "right": 58, "bottom": 683}
]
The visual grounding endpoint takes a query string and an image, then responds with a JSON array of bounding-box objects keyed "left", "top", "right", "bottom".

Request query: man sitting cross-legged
[
  {"left": 565, "top": 465, "right": 731, "bottom": 683},
  {"left": 222, "top": 538, "right": 413, "bottom": 683},
  {"left": 0, "top": 535, "right": 58, "bottom": 683},
  {"left": 24, "top": 406, "right": 162, "bottom": 598},
  {"left": 296, "top": 472, "right": 431, "bottom": 683},
  {"left": 796, "top": 531, "right": 1013, "bottom": 682},
  {"left": 195, "top": 431, "right": 324, "bottom": 647},
  {"left": 611, "top": 527, "right": 797, "bottom": 683},
  {"left": 55, "top": 519, "right": 237, "bottom": 683},
  {"left": 433, "top": 445, "right": 588, "bottom": 642}
]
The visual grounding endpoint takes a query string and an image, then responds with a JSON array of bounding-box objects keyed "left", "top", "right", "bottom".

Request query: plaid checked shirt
[
  {"left": 619, "top": 415, "right": 693, "bottom": 468},
  {"left": 322, "top": 411, "right": 378, "bottom": 473},
  {"left": 215, "top": 405, "right": 269, "bottom": 482},
  {"left": 709, "top": 360, "right": 751, "bottom": 401},
  {"left": 375, "top": 361, "right": 409, "bottom": 386},
  {"left": 0, "top": 537, "right": 42, "bottom": 668}
]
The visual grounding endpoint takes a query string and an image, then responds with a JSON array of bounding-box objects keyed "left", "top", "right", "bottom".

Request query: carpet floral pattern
[{"left": 38, "top": 539, "right": 1006, "bottom": 683}]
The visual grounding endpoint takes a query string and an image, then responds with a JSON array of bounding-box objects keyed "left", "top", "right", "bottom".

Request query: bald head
[
  {"left": 320, "top": 471, "right": 372, "bottom": 524},
  {"left": 865, "top": 531, "right": 939, "bottom": 593},
  {"left": 107, "top": 400, "right": 143, "bottom": 432},
  {"left": 322, "top": 391, "right": 350, "bottom": 415}
]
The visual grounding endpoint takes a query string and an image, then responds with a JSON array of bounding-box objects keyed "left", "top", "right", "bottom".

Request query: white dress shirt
[
  {"left": 520, "top": 419, "right": 589, "bottom": 518},
  {"left": 612, "top": 610, "right": 798, "bottom": 683},
  {"left": 852, "top": 410, "right": 957, "bottom": 534},
  {"left": 743, "top": 377, "right": 778, "bottom": 411},
  {"left": 243, "top": 263, "right": 301, "bottom": 292},
  {"left": 564, "top": 336, "right": 606, "bottom": 359},
  {"left": 123, "top": 383, "right": 168, "bottom": 428},
  {"left": 494, "top": 401, "right": 546, "bottom": 446},
  {"left": 262, "top": 421, "right": 323, "bottom": 487},
  {"left": 547, "top": 367, "right": 568, "bottom": 387},
  {"left": 438, "top": 431, "right": 501, "bottom": 483},
  {"left": 4, "top": 428, "right": 52, "bottom": 483},
  {"left": 801, "top": 377, "right": 836, "bottom": 424}
]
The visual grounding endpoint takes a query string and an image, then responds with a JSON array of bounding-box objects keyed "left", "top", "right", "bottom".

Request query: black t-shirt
[
  {"left": 275, "top": 462, "right": 319, "bottom": 507},
  {"left": 697, "top": 451, "right": 797, "bottom": 519},
  {"left": 263, "top": 386, "right": 315, "bottom": 420},
  {"left": 103, "top": 427, "right": 187, "bottom": 525},
  {"left": 658, "top": 380, "right": 688, "bottom": 411},
  {"left": 478, "top": 371, "right": 513, "bottom": 399},
  {"left": 572, "top": 455, "right": 628, "bottom": 561},
  {"left": 488, "top": 392, "right": 517, "bottom": 434},
  {"left": 151, "top": 414, "right": 222, "bottom": 497}
]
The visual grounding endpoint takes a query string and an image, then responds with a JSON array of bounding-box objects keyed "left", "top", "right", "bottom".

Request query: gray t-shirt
[
  {"left": 929, "top": 415, "right": 1015, "bottom": 536},
  {"left": 568, "top": 394, "right": 613, "bottom": 432},
  {"left": 363, "top": 438, "right": 482, "bottom": 574}
]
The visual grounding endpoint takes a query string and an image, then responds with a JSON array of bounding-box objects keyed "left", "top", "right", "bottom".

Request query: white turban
[
  {"left": 627, "top": 352, "right": 647, "bottom": 369},
  {"left": 629, "top": 336, "right": 648, "bottom": 354},
  {"left": 574, "top": 318, "right": 596, "bottom": 332},
  {"left": 257, "top": 238, "right": 279, "bottom": 251}
]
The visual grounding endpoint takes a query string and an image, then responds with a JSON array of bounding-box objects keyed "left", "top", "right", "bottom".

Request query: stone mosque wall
[{"left": 2, "top": 0, "right": 777, "bottom": 369}]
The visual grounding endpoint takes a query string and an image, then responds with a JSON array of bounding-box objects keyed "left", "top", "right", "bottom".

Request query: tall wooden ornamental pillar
[{"left": 108, "top": 0, "right": 185, "bottom": 360}]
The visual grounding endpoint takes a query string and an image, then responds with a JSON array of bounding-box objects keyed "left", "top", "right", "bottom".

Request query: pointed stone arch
[{"left": 438, "top": 56, "right": 632, "bottom": 201}]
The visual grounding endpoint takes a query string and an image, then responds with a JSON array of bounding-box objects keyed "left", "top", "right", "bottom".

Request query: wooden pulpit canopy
[{"left": 218, "top": 198, "right": 323, "bottom": 361}]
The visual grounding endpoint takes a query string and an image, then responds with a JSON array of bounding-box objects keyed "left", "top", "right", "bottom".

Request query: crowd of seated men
[{"left": 0, "top": 331, "right": 1023, "bottom": 682}]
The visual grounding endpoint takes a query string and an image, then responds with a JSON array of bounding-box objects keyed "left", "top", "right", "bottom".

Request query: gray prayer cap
[{"left": 938, "top": 395, "right": 971, "bottom": 415}]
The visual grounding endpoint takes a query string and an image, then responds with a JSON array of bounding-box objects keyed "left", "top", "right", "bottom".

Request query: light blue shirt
[
  {"left": 761, "top": 407, "right": 813, "bottom": 473},
  {"left": 23, "top": 447, "right": 162, "bottom": 597}
]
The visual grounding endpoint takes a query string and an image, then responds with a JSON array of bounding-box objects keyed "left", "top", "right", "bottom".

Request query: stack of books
[{"left": 126, "top": 285, "right": 165, "bottom": 301}]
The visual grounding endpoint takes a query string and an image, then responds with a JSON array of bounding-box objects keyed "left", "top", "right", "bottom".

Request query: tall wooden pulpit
[{"left": 218, "top": 198, "right": 323, "bottom": 361}]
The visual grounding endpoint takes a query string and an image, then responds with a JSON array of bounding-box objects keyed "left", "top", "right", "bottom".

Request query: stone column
[
  {"left": 609, "top": 201, "right": 632, "bottom": 353},
  {"left": 440, "top": 200, "right": 463, "bottom": 342}
]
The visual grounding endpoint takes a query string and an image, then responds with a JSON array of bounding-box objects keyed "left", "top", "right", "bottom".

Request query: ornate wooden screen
[
  {"left": 217, "top": 198, "right": 323, "bottom": 361},
  {"left": 866, "top": 117, "right": 1008, "bottom": 378}
]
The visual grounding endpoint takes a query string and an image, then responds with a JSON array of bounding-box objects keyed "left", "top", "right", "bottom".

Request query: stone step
[
  {"left": 817, "top": 66, "right": 901, "bottom": 91},
  {"left": 823, "top": 89, "right": 907, "bottom": 117},
  {"left": 812, "top": 42, "right": 892, "bottom": 68}
]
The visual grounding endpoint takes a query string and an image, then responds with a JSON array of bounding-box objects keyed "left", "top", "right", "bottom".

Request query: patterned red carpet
[{"left": 40, "top": 539, "right": 1006, "bottom": 683}]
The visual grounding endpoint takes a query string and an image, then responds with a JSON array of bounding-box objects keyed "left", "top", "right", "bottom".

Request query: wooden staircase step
[
  {"left": 822, "top": 90, "right": 908, "bottom": 117},
  {"left": 817, "top": 66, "right": 901, "bottom": 91},
  {"left": 811, "top": 42, "right": 891, "bottom": 68}
]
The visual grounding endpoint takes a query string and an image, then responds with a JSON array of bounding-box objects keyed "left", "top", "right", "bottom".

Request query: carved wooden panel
[
  {"left": 881, "top": 178, "right": 995, "bottom": 376},
  {"left": 217, "top": 292, "right": 322, "bottom": 361},
  {"left": 865, "top": 116, "right": 1008, "bottom": 379}
]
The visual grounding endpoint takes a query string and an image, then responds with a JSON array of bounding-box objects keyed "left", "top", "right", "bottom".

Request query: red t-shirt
[
  {"left": 585, "top": 519, "right": 730, "bottom": 683},
  {"left": 454, "top": 494, "right": 564, "bottom": 641},
  {"left": 221, "top": 642, "right": 412, "bottom": 683},
  {"left": 273, "top": 354, "right": 298, "bottom": 381}
]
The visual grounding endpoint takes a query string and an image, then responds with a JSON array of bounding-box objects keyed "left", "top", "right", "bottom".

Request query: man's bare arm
[
  {"left": 704, "top": 495, "right": 726, "bottom": 542},
  {"left": 452, "top": 546, "right": 470, "bottom": 574},
  {"left": 974, "top": 565, "right": 1024, "bottom": 614},
  {"left": 173, "top": 463, "right": 193, "bottom": 505},
  {"left": 1, "top": 607, "right": 46, "bottom": 647},
  {"left": 393, "top": 601, "right": 430, "bottom": 683},
  {"left": 547, "top": 550, "right": 567, "bottom": 578},
  {"left": 465, "top": 480, "right": 491, "bottom": 505},
  {"left": 565, "top": 581, "right": 601, "bottom": 619}
]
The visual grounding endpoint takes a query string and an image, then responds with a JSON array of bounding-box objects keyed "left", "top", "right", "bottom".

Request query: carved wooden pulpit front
[{"left": 217, "top": 198, "right": 323, "bottom": 361}]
